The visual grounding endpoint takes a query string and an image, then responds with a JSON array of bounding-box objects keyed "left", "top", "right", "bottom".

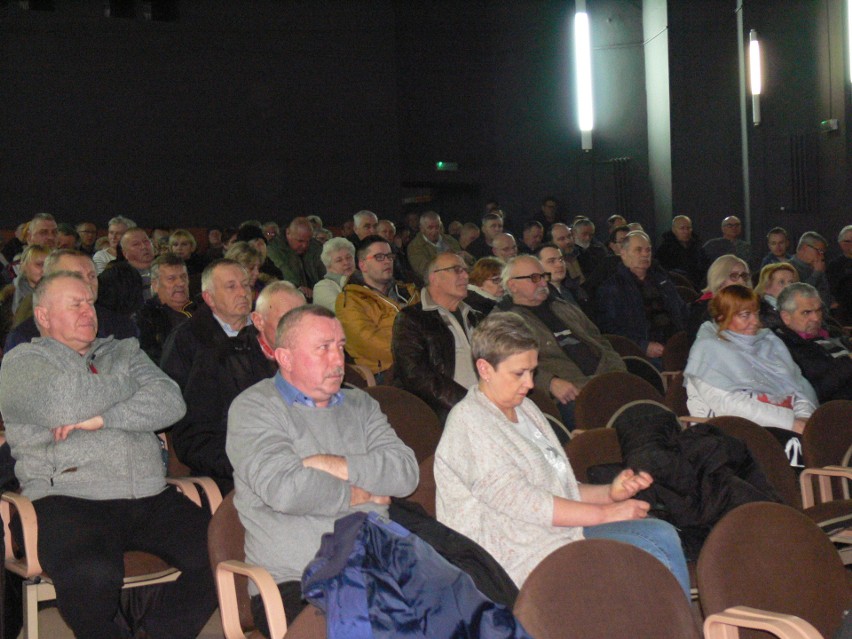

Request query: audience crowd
[{"left": 0, "top": 204, "right": 848, "bottom": 637}]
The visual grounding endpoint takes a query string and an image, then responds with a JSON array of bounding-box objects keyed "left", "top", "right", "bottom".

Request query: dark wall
[
  {"left": 0, "top": 1, "right": 402, "bottom": 229},
  {"left": 667, "top": 0, "right": 850, "bottom": 256}
]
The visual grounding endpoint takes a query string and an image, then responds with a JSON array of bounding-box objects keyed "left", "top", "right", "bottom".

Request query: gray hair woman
[
  {"left": 313, "top": 237, "right": 356, "bottom": 312},
  {"left": 434, "top": 312, "right": 689, "bottom": 594}
]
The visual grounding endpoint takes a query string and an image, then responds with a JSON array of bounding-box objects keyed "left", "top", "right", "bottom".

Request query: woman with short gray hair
[
  {"left": 435, "top": 312, "right": 690, "bottom": 594},
  {"left": 313, "top": 237, "right": 356, "bottom": 312}
]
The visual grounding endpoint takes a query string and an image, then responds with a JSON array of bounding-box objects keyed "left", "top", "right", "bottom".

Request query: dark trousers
[
  {"left": 29, "top": 487, "right": 216, "bottom": 639},
  {"left": 250, "top": 581, "right": 306, "bottom": 638}
]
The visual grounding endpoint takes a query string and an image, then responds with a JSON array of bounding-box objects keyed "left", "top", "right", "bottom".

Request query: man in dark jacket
[
  {"left": 160, "top": 261, "right": 306, "bottom": 493},
  {"left": 392, "top": 253, "right": 482, "bottom": 423},
  {"left": 597, "top": 231, "right": 688, "bottom": 362},
  {"left": 136, "top": 253, "right": 196, "bottom": 363},
  {"left": 655, "top": 215, "right": 706, "bottom": 288},
  {"left": 774, "top": 283, "right": 852, "bottom": 402}
]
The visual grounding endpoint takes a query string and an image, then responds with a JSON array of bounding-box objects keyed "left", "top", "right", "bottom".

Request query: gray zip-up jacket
[{"left": 0, "top": 336, "right": 186, "bottom": 501}]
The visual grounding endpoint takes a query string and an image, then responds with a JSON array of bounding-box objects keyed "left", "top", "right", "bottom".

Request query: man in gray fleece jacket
[
  {"left": 227, "top": 304, "right": 419, "bottom": 631},
  {"left": 0, "top": 272, "right": 216, "bottom": 639}
]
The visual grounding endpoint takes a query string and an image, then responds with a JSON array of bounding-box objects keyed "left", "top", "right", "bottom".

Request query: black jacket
[
  {"left": 773, "top": 325, "right": 852, "bottom": 402},
  {"left": 135, "top": 297, "right": 196, "bottom": 364},
  {"left": 160, "top": 304, "right": 277, "bottom": 493},
  {"left": 392, "top": 299, "right": 482, "bottom": 423},
  {"left": 609, "top": 403, "right": 782, "bottom": 559},
  {"left": 655, "top": 231, "right": 706, "bottom": 289}
]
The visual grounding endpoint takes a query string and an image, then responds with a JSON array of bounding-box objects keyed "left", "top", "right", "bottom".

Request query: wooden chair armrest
[
  {"left": 800, "top": 466, "right": 852, "bottom": 509},
  {"left": 660, "top": 370, "right": 682, "bottom": 391},
  {"left": 167, "top": 477, "right": 222, "bottom": 514},
  {"left": 704, "top": 606, "right": 822, "bottom": 639},
  {"left": 216, "top": 560, "right": 287, "bottom": 639},
  {"left": 1, "top": 491, "right": 42, "bottom": 577}
]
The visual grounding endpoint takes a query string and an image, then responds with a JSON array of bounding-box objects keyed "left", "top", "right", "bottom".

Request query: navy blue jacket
[
  {"left": 596, "top": 263, "right": 688, "bottom": 351},
  {"left": 303, "top": 511, "right": 531, "bottom": 639}
]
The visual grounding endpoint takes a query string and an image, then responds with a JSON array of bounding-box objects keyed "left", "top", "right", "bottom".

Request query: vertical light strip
[
  {"left": 749, "top": 29, "right": 761, "bottom": 126},
  {"left": 848, "top": 0, "right": 852, "bottom": 83},
  {"left": 575, "top": 1, "right": 593, "bottom": 149}
]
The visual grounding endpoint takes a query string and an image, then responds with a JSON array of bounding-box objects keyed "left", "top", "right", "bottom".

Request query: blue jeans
[{"left": 583, "top": 518, "right": 690, "bottom": 599}]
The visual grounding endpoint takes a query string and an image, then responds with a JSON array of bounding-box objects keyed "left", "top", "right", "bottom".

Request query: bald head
[{"left": 252, "top": 281, "right": 307, "bottom": 350}]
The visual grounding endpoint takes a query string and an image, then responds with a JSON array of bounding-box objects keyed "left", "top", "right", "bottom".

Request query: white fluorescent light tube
[{"left": 575, "top": 9, "right": 593, "bottom": 147}]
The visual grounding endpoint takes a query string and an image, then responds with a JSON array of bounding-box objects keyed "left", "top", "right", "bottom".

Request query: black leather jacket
[{"left": 392, "top": 299, "right": 482, "bottom": 423}]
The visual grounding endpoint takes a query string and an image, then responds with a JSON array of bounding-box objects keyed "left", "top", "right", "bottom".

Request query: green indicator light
[{"left": 435, "top": 161, "right": 459, "bottom": 171}]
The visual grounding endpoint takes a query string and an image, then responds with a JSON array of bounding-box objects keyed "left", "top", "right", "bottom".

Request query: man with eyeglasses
[
  {"left": 336, "top": 236, "right": 419, "bottom": 382},
  {"left": 789, "top": 231, "right": 834, "bottom": 308},
  {"left": 392, "top": 252, "right": 482, "bottom": 423},
  {"left": 597, "top": 231, "right": 688, "bottom": 362},
  {"left": 502, "top": 255, "right": 625, "bottom": 437},
  {"left": 702, "top": 215, "right": 752, "bottom": 266}
]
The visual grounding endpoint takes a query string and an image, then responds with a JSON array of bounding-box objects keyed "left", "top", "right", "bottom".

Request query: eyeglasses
[
  {"left": 805, "top": 244, "right": 826, "bottom": 256},
  {"left": 433, "top": 265, "right": 469, "bottom": 276},
  {"left": 365, "top": 252, "right": 395, "bottom": 262},
  {"left": 728, "top": 271, "right": 751, "bottom": 282},
  {"left": 511, "top": 272, "right": 551, "bottom": 284}
]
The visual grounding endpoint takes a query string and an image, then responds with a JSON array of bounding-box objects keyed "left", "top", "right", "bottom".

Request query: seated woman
[
  {"left": 313, "top": 237, "right": 356, "bottom": 312},
  {"left": 12, "top": 244, "right": 49, "bottom": 314},
  {"left": 466, "top": 257, "right": 504, "bottom": 314},
  {"left": 754, "top": 262, "right": 798, "bottom": 331},
  {"left": 434, "top": 312, "right": 690, "bottom": 596},
  {"left": 686, "top": 254, "right": 751, "bottom": 342},
  {"left": 225, "top": 241, "right": 267, "bottom": 302},
  {"left": 684, "top": 285, "right": 817, "bottom": 462},
  {"left": 169, "top": 229, "right": 207, "bottom": 275}
]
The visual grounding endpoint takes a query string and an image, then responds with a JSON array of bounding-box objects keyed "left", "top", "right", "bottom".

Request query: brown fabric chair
[
  {"left": 698, "top": 502, "right": 852, "bottom": 639},
  {"left": 802, "top": 400, "right": 852, "bottom": 469},
  {"left": 343, "top": 363, "right": 376, "bottom": 389},
  {"left": 707, "top": 416, "right": 803, "bottom": 509},
  {"left": 662, "top": 330, "right": 690, "bottom": 372},
  {"left": 563, "top": 429, "right": 622, "bottom": 483},
  {"left": 622, "top": 355, "right": 666, "bottom": 395},
  {"left": 526, "top": 386, "right": 571, "bottom": 442},
  {"left": 404, "top": 454, "right": 436, "bottom": 518},
  {"left": 663, "top": 371, "right": 689, "bottom": 416},
  {"left": 601, "top": 333, "right": 649, "bottom": 360},
  {"left": 514, "top": 539, "right": 700, "bottom": 639},
  {"left": 574, "top": 371, "right": 663, "bottom": 431},
  {"left": 668, "top": 271, "right": 697, "bottom": 291},
  {"left": 364, "top": 385, "right": 442, "bottom": 464},
  {"left": 209, "top": 491, "right": 326, "bottom": 639}
]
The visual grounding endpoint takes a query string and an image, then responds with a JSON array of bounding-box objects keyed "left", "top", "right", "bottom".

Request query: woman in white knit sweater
[{"left": 434, "top": 312, "right": 689, "bottom": 595}]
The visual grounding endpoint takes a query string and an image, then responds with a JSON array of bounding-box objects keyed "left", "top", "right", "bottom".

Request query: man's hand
[
  {"left": 646, "top": 342, "right": 665, "bottom": 358},
  {"left": 350, "top": 485, "right": 391, "bottom": 507},
  {"left": 302, "top": 454, "right": 349, "bottom": 481},
  {"left": 549, "top": 378, "right": 580, "bottom": 404},
  {"left": 52, "top": 416, "right": 104, "bottom": 442},
  {"left": 609, "top": 468, "right": 653, "bottom": 502}
]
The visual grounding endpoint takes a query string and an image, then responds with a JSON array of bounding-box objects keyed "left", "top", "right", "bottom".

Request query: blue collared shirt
[{"left": 274, "top": 372, "right": 345, "bottom": 408}]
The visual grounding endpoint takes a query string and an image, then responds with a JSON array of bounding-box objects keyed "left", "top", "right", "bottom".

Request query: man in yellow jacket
[{"left": 336, "top": 235, "right": 419, "bottom": 382}]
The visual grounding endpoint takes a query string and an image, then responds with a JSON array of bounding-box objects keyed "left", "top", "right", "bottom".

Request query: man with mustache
[{"left": 227, "top": 304, "right": 418, "bottom": 631}]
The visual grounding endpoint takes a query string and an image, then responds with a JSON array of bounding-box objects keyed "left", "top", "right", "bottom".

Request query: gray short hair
[
  {"left": 256, "top": 280, "right": 304, "bottom": 315},
  {"left": 201, "top": 258, "right": 246, "bottom": 293},
  {"left": 320, "top": 237, "right": 356, "bottom": 267},
  {"left": 838, "top": 225, "right": 852, "bottom": 243},
  {"left": 276, "top": 304, "right": 336, "bottom": 348},
  {"left": 797, "top": 231, "right": 828, "bottom": 251},
  {"left": 419, "top": 210, "right": 440, "bottom": 228},
  {"left": 470, "top": 312, "right": 539, "bottom": 374},
  {"left": 29, "top": 212, "right": 56, "bottom": 227},
  {"left": 33, "top": 271, "right": 86, "bottom": 309},
  {"left": 500, "top": 255, "right": 537, "bottom": 290},
  {"left": 150, "top": 253, "right": 187, "bottom": 287},
  {"left": 107, "top": 215, "right": 136, "bottom": 229},
  {"left": 573, "top": 218, "right": 595, "bottom": 232},
  {"left": 44, "top": 249, "right": 92, "bottom": 275},
  {"left": 777, "top": 282, "right": 821, "bottom": 314},
  {"left": 353, "top": 210, "right": 377, "bottom": 226},
  {"left": 620, "top": 230, "right": 650, "bottom": 251}
]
